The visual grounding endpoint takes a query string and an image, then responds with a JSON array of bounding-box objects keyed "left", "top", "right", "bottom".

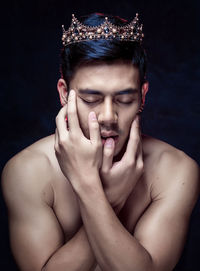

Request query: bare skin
[{"left": 2, "top": 61, "right": 200, "bottom": 271}]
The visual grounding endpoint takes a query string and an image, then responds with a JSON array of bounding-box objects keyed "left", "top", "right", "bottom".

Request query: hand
[
  {"left": 100, "top": 116, "right": 144, "bottom": 213},
  {"left": 54, "top": 90, "right": 103, "bottom": 192}
]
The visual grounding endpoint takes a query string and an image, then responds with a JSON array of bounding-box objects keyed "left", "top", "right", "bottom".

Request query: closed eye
[
  {"left": 80, "top": 95, "right": 136, "bottom": 105},
  {"left": 116, "top": 99, "right": 135, "bottom": 105},
  {"left": 115, "top": 93, "right": 137, "bottom": 105},
  {"left": 81, "top": 98, "right": 100, "bottom": 104}
]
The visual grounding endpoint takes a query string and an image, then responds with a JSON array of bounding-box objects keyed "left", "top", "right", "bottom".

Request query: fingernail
[
  {"left": 70, "top": 89, "right": 75, "bottom": 96},
  {"left": 90, "top": 111, "right": 97, "bottom": 121},
  {"left": 105, "top": 138, "right": 114, "bottom": 148}
]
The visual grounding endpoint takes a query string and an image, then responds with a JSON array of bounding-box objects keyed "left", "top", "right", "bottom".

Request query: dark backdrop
[{"left": 1, "top": 0, "right": 200, "bottom": 270}]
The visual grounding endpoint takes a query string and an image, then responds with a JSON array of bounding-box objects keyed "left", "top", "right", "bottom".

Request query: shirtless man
[{"left": 2, "top": 12, "right": 199, "bottom": 271}]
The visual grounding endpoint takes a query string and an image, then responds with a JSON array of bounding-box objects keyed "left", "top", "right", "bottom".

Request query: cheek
[{"left": 118, "top": 107, "right": 138, "bottom": 132}]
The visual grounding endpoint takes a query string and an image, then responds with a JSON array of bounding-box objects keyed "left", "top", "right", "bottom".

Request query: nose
[{"left": 98, "top": 97, "right": 118, "bottom": 125}]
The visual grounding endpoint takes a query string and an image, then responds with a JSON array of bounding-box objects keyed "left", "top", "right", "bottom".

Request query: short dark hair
[{"left": 60, "top": 12, "right": 147, "bottom": 90}]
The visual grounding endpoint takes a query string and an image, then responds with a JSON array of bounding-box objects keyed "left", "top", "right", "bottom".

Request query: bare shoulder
[
  {"left": 1, "top": 135, "right": 56, "bottom": 207},
  {"left": 142, "top": 135, "right": 200, "bottom": 212},
  {"left": 142, "top": 134, "right": 199, "bottom": 176}
]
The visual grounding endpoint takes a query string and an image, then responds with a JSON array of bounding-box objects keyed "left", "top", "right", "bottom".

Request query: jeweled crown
[{"left": 62, "top": 13, "right": 144, "bottom": 46}]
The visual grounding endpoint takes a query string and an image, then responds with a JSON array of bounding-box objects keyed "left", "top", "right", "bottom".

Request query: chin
[
  {"left": 114, "top": 145, "right": 122, "bottom": 156},
  {"left": 113, "top": 138, "right": 128, "bottom": 162}
]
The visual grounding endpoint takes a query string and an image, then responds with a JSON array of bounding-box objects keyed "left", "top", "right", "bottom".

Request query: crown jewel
[{"left": 62, "top": 13, "right": 144, "bottom": 46}]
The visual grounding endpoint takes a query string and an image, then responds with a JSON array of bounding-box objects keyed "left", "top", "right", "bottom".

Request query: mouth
[{"left": 101, "top": 135, "right": 119, "bottom": 145}]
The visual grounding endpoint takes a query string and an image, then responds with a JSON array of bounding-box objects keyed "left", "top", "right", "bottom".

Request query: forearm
[
  {"left": 77, "top": 179, "right": 153, "bottom": 271},
  {"left": 43, "top": 226, "right": 97, "bottom": 271}
]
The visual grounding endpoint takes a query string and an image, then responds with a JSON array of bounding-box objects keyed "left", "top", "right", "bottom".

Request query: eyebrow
[{"left": 78, "top": 88, "right": 138, "bottom": 95}]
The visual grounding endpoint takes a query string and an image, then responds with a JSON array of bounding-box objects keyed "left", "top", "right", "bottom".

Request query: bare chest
[
  {"left": 50, "top": 173, "right": 151, "bottom": 271},
  {"left": 52, "top": 174, "right": 151, "bottom": 241}
]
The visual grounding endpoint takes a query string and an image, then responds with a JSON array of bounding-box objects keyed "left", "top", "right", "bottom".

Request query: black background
[{"left": 1, "top": 0, "right": 200, "bottom": 270}]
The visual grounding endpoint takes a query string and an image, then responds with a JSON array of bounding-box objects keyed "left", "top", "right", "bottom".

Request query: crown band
[{"left": 62, "top": 13, "right": 144, "bottom": 46}]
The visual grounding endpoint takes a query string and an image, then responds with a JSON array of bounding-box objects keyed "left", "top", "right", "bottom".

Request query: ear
[
  {"left": 57, "top": 78, "right": 68, "bottom": 106},
  {"left": 141, "top": 81, "right": 149, "bottom": 105}
]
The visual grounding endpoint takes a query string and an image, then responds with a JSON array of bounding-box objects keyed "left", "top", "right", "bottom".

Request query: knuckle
[
  {"left": 68, "top": 107, "right": 75, "bottom": 115},
  {"left": 132, "top": 134, "right": 140, "bottom": 144},
  {"left": 91, "top": 121, "right": 99, "bottom": 129},
  {"left": 126, "top": 158, "right": 136, "bottom": 168},
  {"left": 77, "top": 136, "right": 84, "bottom": 144},
  {"left": 58, "top": 136, "right": 67, "bottom": 146},
  {"left": 104, "top": 148, "right": 113, "bottom": 158},
  {"left": 72, "top": 135, "right": 78, "bottom": 142},
  {"left": 54, "top": 144, "right": 59, "bottom": 153},
  {"left": 68, "top": 93, "right": 74, "bottom": 101},
  {"left": 137, "top": 160, "right": 144, "bottom": 171},
  {"left": 68, "top": 96, "right": 75, "bottom": 106},
  {"left": 101, "top": 167, "right": 109, "bottom": 175}
]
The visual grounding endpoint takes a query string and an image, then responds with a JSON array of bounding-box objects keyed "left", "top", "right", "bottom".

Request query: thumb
[{"left": 101, "top": 138, "right": 115, "bottom": 172}]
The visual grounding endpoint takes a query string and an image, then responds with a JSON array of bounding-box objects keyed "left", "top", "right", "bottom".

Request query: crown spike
[{"left": 62, "top": 13, "right": 144, "bottom": 46}]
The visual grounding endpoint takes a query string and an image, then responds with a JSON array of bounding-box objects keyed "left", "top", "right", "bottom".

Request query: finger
[
  {"left": 56, "top": 104, "right": 68, "bottom": 138},
  {"left": 101, "top": 138, "right": 115, "bottom": 172},
  {"left": 55, "top": 128, "right": 58, "bottom": 144},
  {"left": 54, "top": 128, "right": 59, "bottom": 152},
  {"left": 67, "top": 89, "right": 81, "bottom": 134},
  {"left": 136, "top": 140, "right": 144, "bottom": 169},
  {"left": 122, "top": 115, "right": 140, "bottom": 162},
  {"left": 88, "top": 111, "right": 101, "bottom": 144}
]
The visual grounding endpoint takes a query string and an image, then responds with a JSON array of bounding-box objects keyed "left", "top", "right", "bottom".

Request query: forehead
[{"left": 70, "top": 61, "right": 140, "bottom": 92}]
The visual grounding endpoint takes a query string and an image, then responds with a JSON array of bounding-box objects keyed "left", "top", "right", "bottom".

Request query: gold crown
[{"left": 62, "top": 13, "right": 144, "bottom": 46}]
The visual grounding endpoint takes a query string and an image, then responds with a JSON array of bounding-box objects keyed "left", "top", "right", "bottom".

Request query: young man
[{"left": 2, "top": 12, "right": 199, "bottom": 271}]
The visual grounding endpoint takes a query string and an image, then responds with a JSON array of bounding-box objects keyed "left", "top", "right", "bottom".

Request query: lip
[
  {"left": 101, "top": 131, "right": 118, "bottom": 137},
  {"left": 101, "top": 135, "right": 119, "bottom": 145}
]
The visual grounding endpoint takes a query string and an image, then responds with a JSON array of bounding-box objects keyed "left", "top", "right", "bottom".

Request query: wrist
[{"left": 72, "top": 169, "right": 103, "bottom": 197}]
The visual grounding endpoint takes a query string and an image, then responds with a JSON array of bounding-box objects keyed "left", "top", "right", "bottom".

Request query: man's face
[{"left": 68, "top": 61, "right": 143, "bottom": 157}]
